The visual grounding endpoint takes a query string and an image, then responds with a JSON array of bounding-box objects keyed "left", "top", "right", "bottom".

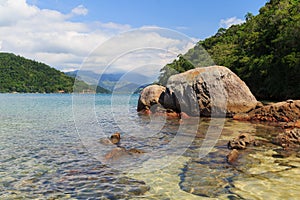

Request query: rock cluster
[
  {"left": 233, "top": 100, "right": 300, "bottom": 123},
  {"left": 99, "top": 132, "right": 145, "bottom": 162},
  {"left": 226, "top": 133, "right": 260, "bottom": 164},
  {"left": 137, "top": 66, "right": 257, "bottom": 117},
  {"left": 272, "top": 128, "right": 300, "bottom": 149},
  {"left": 227, "top": 133, "right": 255, "bottom": 150}
]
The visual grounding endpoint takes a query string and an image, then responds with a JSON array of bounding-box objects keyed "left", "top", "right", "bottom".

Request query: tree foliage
[
  {"left": 0, "top": 52, "right": 110, "bottom": 93},
  {"left": 158, "top": 0, "right": 300, "bottom": 100}
]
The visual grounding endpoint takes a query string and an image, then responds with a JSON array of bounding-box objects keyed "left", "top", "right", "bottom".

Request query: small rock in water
[
  {"left": 110, "top": 132, "right": 121, "bottom": 144},
  {"left": 99, "top": 132, "right": 121, "bottom": 145},
  {"left": 228, "top": 133, "right": 255, "bottom": 150},
  {"left": 227, "top": 149, "right": 239, "bottom": 164}
]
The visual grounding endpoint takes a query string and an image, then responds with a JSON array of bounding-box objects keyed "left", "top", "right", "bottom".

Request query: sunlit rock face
[{"left": 138, "top": 66, "right": 257, "bottom": 117}]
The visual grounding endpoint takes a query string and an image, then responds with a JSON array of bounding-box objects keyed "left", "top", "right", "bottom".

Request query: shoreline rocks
[
  {"left": 233, "top": 100, "right": 300, "bottom": 123},
  {"left": 272, "top": 128, "right": 300, "bottom": 149}
]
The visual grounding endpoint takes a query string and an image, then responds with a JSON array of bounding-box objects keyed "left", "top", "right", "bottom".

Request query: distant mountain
[
  {"left": 65, "top": 70, "right": 123, "bottom": 82},
  {"left": 65, "top": 70, "right": 153, "bottom": 93}
]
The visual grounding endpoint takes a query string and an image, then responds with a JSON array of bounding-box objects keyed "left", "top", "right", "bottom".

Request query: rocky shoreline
[
  {"left": 137, "top": 66, "right": 300, "bottom": 163},
  {"left": 137, "top": 66, "right": 299, "bottom": 123}
]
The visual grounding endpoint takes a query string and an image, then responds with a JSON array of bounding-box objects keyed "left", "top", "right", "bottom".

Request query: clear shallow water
[{"left": 0, "top": 94, "right": 299, "bottom": 199}]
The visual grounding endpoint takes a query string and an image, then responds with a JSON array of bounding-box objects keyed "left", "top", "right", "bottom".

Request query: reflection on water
[{"left": 0, "top": 94, "right": 299, "bottom": 199}]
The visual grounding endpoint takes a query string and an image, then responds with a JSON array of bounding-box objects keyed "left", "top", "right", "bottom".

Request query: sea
[{"left": 0, "top": 94, "right": 299, "bottom": 199}]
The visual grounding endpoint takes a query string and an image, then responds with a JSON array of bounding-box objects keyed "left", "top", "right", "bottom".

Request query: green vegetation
[
  {"left": 0, "top": 52, "right": 110, "bottom": 93},
  {"left": 158, "top": 55, "right": 195, "bottom": 86},
  {"left": 158, "top": 0, "right": 300, "bottom": 100}
]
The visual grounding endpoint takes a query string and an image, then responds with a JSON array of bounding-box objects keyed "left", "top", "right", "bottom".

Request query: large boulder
[{"left": 166, "top": 66, "right": 257, "bottom": 117}]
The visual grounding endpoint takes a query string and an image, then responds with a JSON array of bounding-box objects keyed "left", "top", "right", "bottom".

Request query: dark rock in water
[
  {"left": 179, "top": 151, "right": 237, "bottom": 198},
  {"left": 228, "top": 133, "right": 255, "bottom": 150},
  {"left": 227, "top": 149, "right": 239, "bottom": 164},
  {"left": 128, "top": 185, "right": 150, "bottom": 195},
  {"left": 104, "top": 147, "right": 146, "bottom": 162},
  {"left": 127, "top": 148, "right": 146, "bottom": 154},
  {"left": 273, "top": 128, "right": 300, "bottom": 149},
  {"left": 99, "top": 132, "right": 121, "bottom": 145},
  {"left": 110, "top": 132, "right": 121, "bottom": 144},
  {"left": 233, "top": 100, "right": 300, "bottom": 123},
  {"left": 105, "top": 147, "right": 129, "bottom": 161}
]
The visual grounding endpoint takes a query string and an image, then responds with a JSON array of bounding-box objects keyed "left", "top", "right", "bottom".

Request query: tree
[
  {"left": 157, "top": 55, "right": 194, "bottom": 85},
  {"left": 245, "top": 12, "right": 254, "bottom": 21}
]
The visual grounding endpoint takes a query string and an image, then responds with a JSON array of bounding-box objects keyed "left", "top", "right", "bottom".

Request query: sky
[{"left": 0, "top": 0, "right": 268, "bottom": 75}]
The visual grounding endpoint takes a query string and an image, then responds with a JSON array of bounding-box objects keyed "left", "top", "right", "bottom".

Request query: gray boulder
[{"left": 166, "top": 66, "right": 257, "bottom": 117}]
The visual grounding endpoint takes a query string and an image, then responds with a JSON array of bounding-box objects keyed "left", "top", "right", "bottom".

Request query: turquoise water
[
  {"left": 0, "top": 94, "right": 149, "bottom": 199},
  {"left": 0, "top": 94, "right": 299, "bottom": 199}
]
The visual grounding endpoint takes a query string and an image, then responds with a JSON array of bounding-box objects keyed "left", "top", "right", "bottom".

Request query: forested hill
[
  {"left": 0, "top": 52, "right": 75, "bottom": 93},
  {"left": 0, "top": 52, "right": 110, "bottom": 93},
  {"left": 159, "top": 0, "right": 300, "bottom": 100}
]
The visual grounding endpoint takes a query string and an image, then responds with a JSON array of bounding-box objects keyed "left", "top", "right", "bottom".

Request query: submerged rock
[
  {"left": 228, "top": 133, "right": 255, "bottom": 150},
  {"left": 102, "top": 132, "right": 146, "bottom": 162},
  {"left": 179, "top": 151, "right": 236, "bottom": 198},
  {"left": 227, "top": 149, "right": 239, "bottom": 164},
  {"left": 273, "top": 128, "right": 300, "bottom": 149},
  {"left": 104, "top": 147, "right": 146, "bottom": 162},
  {"left": 105, "top": 147, "right": 129, "bottom": 161}
]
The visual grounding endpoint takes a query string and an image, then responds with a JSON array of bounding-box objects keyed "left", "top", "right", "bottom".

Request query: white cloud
[
  {"left": 0, "top": 0, "right": 198, "bottom": 78},
  {"left": 220, "top": 17, "right": 245, "bottom": 29},
  {"left": 0, "top": 0, "right": 130, "bottom": 70},
  {"left": 71, "top": 5, "right": 88, "bottom": 16},
  {"left": 78, "top": 27, "right": 197, "bottom": 76},
  {"left": 0, "top": 0, "right": 38, "bottom": 26}
]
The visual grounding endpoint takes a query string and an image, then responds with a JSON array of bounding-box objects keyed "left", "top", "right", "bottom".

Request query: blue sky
[
  {"left": 28, "top": 0, "right": 267, "bottom": 38},
  {"left": 0, "top": 0, "right": 268, "bottom": 73}
]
